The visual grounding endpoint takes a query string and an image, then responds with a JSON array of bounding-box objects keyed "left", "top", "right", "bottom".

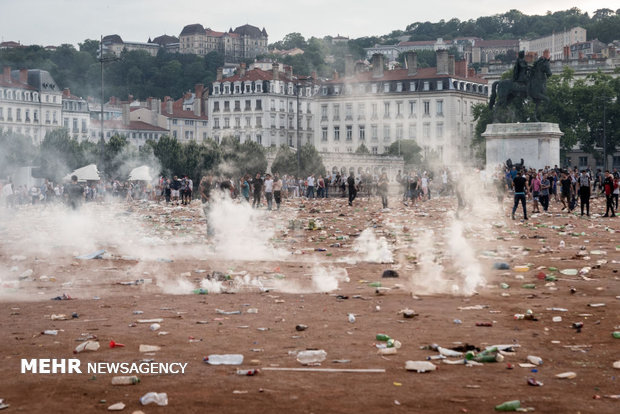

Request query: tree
[
  {"left": 385, "top": 140, "right": 421, "bottom": 165},
  {"left": 270, "top": 145, "right": 298, "bottom": 176},
  {"left": 37, "top": 129, "right": 85, "bottom": 181},
  {"left": 355, "top": 143, "right": 370, "bottom": 154},
  {"left": 298, "top": 142, "right": 326, "bottom": 177},
  {"left": 0, "top": 131, "right": 38, "bottom": 178}
]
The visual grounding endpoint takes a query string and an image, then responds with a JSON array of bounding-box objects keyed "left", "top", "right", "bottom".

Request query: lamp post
[
  {"left": 594, "top": 95, "right": 616, "bottom": 171},
  {"left": 98, "top": 35, "right": 120, "bottom": 173},
  {"left": 295, "top": 77, "right": 312, "bottom": 179}
]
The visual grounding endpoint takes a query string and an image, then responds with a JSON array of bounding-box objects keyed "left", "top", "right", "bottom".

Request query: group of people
[{"left": 502, "top": 166, "right": 619, "bottom": 220}]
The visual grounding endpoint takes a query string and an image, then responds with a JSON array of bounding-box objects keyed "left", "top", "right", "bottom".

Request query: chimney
[
  {"left": 194, "top": 83, "right": 204, "bottom": 116},
  {"left": 436, "top": 49, "right": 449, "bottom": 75},
  {"left": 286, "top": 65, "right": 293, "bottom": 80},
  {"left": 216, "top": 67, "right": 223, "bottom": 81},
  {"left": 153, "top": 98, "right": 161, "bottom": 115},
  {"left": 333, "top": 70, "right": 339, "bottom": 80},
  {"left": 147, "top": 97, "right": 153, "bottom": 110},
  {"left": 371, "top": 53, "right": 384, "bottom": 78},
  {"left": 128, "top": 94, "right": 134, "bottom": 103},
  {"left": 455, "top": 60, "right": 467, "bottom": 77},
  {"left": 121, "top": 103, "right": 130, "bottom": 126},
  {"left": 467, "top": 68, "right": 475, "bottom": 78},
  {"left": 272, "top": 62, "right": 279, "bottom": 81},
  {"left": 311, "top": 71, "right": 317, "bottom": 80},
  {"left": 110, "top": 96, "right": 116, "bottom": 105},
  {"left": 448, "top": 54, "right": 455, "bottom": 75},
  {"left": 344, "top": 54, "right": 353, "bottom": 77},
  {"left": 19, "top": 68, "right": 28, "bottom": 83},
  {"left": 3, "top": 67, "right": 11, "bottom": 83},
  {"left": 405, "top": 51, "right": 418, "bottom": 76},
  {"left": 239, "top": 62, "right": 246, "bottom": 77},
  {"left": 165, "top": 97, "right": 173, "bottom": 114},
  {"left": 63, "top": 88, "right": 71, "bottom": 98}
]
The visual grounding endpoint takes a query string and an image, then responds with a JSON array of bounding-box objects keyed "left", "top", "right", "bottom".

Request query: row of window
[
  {"left": 170, "top": 119, "right": 208, "bottom": 126},
  {"left": 214, "top": 82, "right": 314, "bottom": 97},
  {"left": 320, "top": 100, "right": 444, "bottom": 121},
  {"left": 0, "top": 107, "right": 59, "bottom": 123},
  {"left": 63, "top": 117, "right": 88, "bottom": 133},
  {"left": 320, "top": 123, "right": 446, "bottom": 142},
  {"left": 213, "top": 99, "right": 312, "bottom": 114},
  {"left": 322, "top": 80, "right": 487, "bottom": 96}
]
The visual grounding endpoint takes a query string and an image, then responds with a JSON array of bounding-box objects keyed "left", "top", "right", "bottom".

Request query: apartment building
[
  {"left": 209, "top": 63, "right": 315, "bottom": 147},
  {"left": 315, "top": 51, "right": 488, "bottom": 164},
  {"left": 102, "top": 34, "right": 159, "bottom": 57},
  {"left": 179, "top": 23, "right": 268, "bottom": 61},
  {"left": 61, "top": 88, "right": 90, "bottom": 142},
  {"left": 520, "top": 27, "right": 587, "bottom": 61},
  {"left": 0, "top": 67, "right": 63, "bottom": 144}
]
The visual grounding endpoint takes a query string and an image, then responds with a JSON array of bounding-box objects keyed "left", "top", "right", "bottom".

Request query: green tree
[
  {"left": 385, "top": 140, "right": 421, "bottom": 165},
  {"left": 37, "top": 129, "right": 85, "bottom": 181},
  {"left": 0, "top": 131, "right": 38, "bottom": 178},
  {"left": 270, "top": 145, "right": 298, "bottom": 176},
  {"left": 355, "top": 143, "right": 370, "bottom": 154},
  {"left": 298, "top": 142, "right": 326, "bottom": 177}
]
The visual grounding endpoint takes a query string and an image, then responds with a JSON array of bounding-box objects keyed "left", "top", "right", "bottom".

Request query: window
[
  {"left": 383, "top": 125, "right": 390, "bottom": 141},
  {"left": 409, "top": 100, "right": 417, "bottom": 117},
  {"left": 256, "top": 134, "right": 262, "bottom": 144},
  {"left": 245, "top": 117, "right": 251, "bottom": 127},
  {"left": 409, "top": 82, "right": 416, "bottom": 92},
  {"left": 359, "top": 125, "right": 365, "bottom": 141},
  {"left": 334, "top": 126, "right": 340, "bottom": 141},
  {"left": 322, "top": 86, "right": 328, "bottom": 95},
  {"left": 396, "top": 124, "right": 403, "bottom": 140},
  {"left": 423, "top": 101, "right": 430, "bottom": 116},
  {"left": 578, "top": 156, "right": 588, "bottom": 167},
  {"left": 64, "top": 118, "right": 69, "bottom": 128},
  {"left": 234, "top": 101, "right": 241, "bottom": 111},
  {"left": 358, "top": 103, "right": 365, "bottom": 119},
  {"left": 423, "top": 81, "right": 429, "bottom": 91},
  {"left": 423, "top": 122, "right": 430, "bottom": 138},
  {"left": 396, "top": 101, "right": 403, "bottom": 117},
  {"left": 234, "top": 85, "right": 240, "bottom": 94},
  {"left": 245, "top": 84, "right": 251, "bottom": 93},
  {"left": 53, "top": 111, "right": 57, "bottom": 124},
  {"left": 245, "top": 100, "right": 251, "bottom": 110},
  {"left": 321, "top": 104, "right": 328, "bottom": 120},
  {"left": 334, "top": 86, "right": 340, "bottom": 95},
  {"left": 255, "top": 99, "right": 262, "bottom": 110},
  {"left": 436, "top": 100, "right": 443, "bottom": 116},
  {"left": 322, "top": 127, "right": 328, "bottom": 141},
  {"left": 73, "top": 118, "right": 78, "bottom": 132},
  {"left": 333, "top": 104, "right": 340, "bottom": 120},
  {"left": 224, "top": 101, "right": 230, "bottom": 111},
  {"left": 270, "top": 99, "right": 275, "bottom": 111},
  {"left": 371, "top": 125, "right": 378, "bottom": 141},
  {"left": 224, "top": 85, "right": 230, "bottom": 94},
  {"left": 372, "top": 146, "right": 378, "bottom": 154},
  {"left": 0, "top": 108, "right": 3, "bottom": 120},
  {"left": 409, "top": 124, "right": 417, "bottom": 139},
  {"left": 256, "top": 117, "right": 262, "bottom": 127},
  {"left": 371, "top": 84, "right": 378, "bottom": 93},
  {"left": 383, "top": 102, "right": 390, "bottom": 118},
  {"left": 346, "top": 125, "right": 353, "bottom": 141},
  {"left": 383, "top": 83, "right": 390, "bottom": 93},
  {"left": 256, "top": 83, "right": 262, "bottom": 93},
  {"left": 371, "top": 103, "right": 378, "bottom": 119},
  {"left": 436, "top": 122, "right": 443, "bottom": 138},
  {"left": 235, "top": 117, "right": 241, "bottom": 128},
  {"left": 345, "top": 103, "right": 352, "bottom": 120},
  {"left": 16, "top": 109, "right": 21, "bottom": 121},
  {"left": 213, "top": 102, "right": 220, "bottom": 112},
  {"left": 437, "top": 80, "right": 443, "bottom": 90},
  {"left": 270, "top": 114, "right": 276, "bottom": 128},
  {"left": 33, "top": 110, "right": 38, "bottom": 122},
  {"left": 397, "top": 82, "right": 403, "bottom": 92},
  {"left": 173, "top": 130, "right": 178, "bottom": 138},
  {"left": 347, "top": 147, "right": 353, "bottom": 153},
  {"left": 224, "top": 118, "right": 230, "bottom": 128}
]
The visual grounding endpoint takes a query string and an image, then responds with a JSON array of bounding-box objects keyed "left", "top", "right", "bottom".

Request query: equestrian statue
[{"left": 489, "top": 50, "right": 552, "bottom": 122}]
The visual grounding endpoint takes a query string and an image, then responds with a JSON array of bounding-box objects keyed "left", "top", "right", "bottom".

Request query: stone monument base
[{"left": 483, "top": 122, "right": 562, "bottom": 171}]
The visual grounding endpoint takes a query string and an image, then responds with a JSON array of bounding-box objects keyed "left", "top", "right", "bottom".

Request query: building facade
[
  {"left": 61, "top": 88, "right": 90, "bottom": 142},
  {"left": 0, "top": 67, "right": 63, "bottom": 144},
  {"left": 209, "top": 63, "right": 315, "bottom": 147},
  {"left": 179, "top": 23, "right": 268, "bottom": 61},
  {"left": 102, "top": 35, "right": 160, "bottom": 57},
  {"left": 314, "top": 52, "right": 488, "bottom": 164},
  {"left": 520, "top": 27, "right": 587, "bottom": 61}
]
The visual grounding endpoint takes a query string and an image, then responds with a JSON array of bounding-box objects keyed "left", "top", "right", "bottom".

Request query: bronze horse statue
[{"left": 489, "top": 56, "right": 552, "bottom": 122}]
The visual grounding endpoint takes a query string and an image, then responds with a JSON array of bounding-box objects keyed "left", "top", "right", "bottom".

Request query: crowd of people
[{"left": 498, "top": 165, "right": 619, "bottom": 220}]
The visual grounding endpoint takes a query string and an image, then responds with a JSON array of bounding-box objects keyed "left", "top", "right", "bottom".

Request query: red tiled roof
[
  {"left": 0, "top": 41, "right": 22, "bottom": 48},
  {"left": 205, "top": 29, "right": 225, "bottom": 37},
  {"left": 91, "top": 119, "right": 168, "bottom": 132},
  {"left": 0, "top": 78, "right": 36, "bottom": 90},
  {"left": 398, "top": 40, "right": 447, "bottom": 46},
  {"left": 160, "top": 98, "right": 208, "bottom": 120},
  {"left": 324, "top": 67, "right": 487, "bottom": 84}
]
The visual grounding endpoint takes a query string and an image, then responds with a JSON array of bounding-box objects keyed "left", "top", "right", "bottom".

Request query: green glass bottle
[
  {"left": 376, "top": 334, "right": 390, "bottom": 341},
  {"left": 495, "top": 400, "right": 521, "bottom": 411}
]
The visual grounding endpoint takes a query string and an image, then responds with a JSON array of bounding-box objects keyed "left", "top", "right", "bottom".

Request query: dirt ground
[{"left": 0, "top": 191, "right": 618, "bottom": 414}]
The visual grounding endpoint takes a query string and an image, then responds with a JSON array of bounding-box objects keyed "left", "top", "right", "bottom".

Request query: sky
[{"left": 0, "top": 0, "right": 617, "bottom": 47}]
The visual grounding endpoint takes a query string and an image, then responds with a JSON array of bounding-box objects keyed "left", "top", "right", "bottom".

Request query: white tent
[
  {"left": 64, "top": 164, "right": 100, "bottom": 182},
  {"left": 128, "top": 165, "right": 153, "bottom": 181}
]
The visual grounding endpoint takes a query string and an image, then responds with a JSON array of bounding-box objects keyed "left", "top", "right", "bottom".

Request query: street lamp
[
  {"left": 98, "top": 35, "right": 120, "bottom": 173},
  {"left": 295, "top": 77, "right": 312, "bottom": 179},
  {"left": 595, "top": 95, "right": 616, "bottom": 171}
]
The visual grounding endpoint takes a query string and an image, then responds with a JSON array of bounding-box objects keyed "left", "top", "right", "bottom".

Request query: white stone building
[
  {"left": 209, "top": 63, "right": 316, "bottom": 148},
  {"left": 520, "top": 27, "right": 587, "bottom": 61},
  {"left": 314, "top": 51, "right": 488, "bottom": 164},
  {"left": 0, "top": 67, "right": 63, "bottom": 143},
  {"left": 61, "top": 88, "right": 90, "bottom": 142}
]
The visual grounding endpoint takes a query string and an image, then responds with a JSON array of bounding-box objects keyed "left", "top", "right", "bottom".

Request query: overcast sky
[{"left": 0, "top": 0, "right": 617, "bottom": 47}]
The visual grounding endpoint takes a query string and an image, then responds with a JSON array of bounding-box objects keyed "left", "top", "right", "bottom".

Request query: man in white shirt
[
  {"left": 264, "top": 174, "right": 274, "bottom": 210},
  {"left": 306, "top": 175, "right": 315, "bottom": 198}
]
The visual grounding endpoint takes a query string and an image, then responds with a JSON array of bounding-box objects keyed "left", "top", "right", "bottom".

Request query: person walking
[
  {"left": 306, "top": 174, "right": 315, "bottom": 198},
  {"left": 273, "top": 174, "right": 283, "bottom": 210},
  {"left": 539, "top": 173, "right": 550, "bottom": 212},
  {"left": 602, "top": 171, "right": 616, "bottom": 217},
  {"left": 511, "top": 170, "right": 528, "bottom": 220},
  {"left": 378, "top": 173, "right": 389, "bottom": 209},
  {"left": 241, "top": 175, "right": 250, "bottom": 202},
  {"left": 252, "top": 173, "right": 263, "bottom": 208},
  {"left": 347, "top": 172, "right": 357, "bottom": 207},
  {"left": 577, "top": 170, "right": 591, "bottom": 217},
  {"left": 264, "top": 173, "right": 274, "bottom": 211}
]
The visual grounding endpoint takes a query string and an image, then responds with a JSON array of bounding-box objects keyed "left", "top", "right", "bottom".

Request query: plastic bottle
[
  {"left": 139, "top": 344, "right": 161, "bottom": 353},
  {"left": 42, "top": 330, "right": 58, "bottom": 335},
  {"left": 612, "top": 332, "right": 620, "bottom": 339},
  {"left": 74, "top": 340, "right": 100, "bottom": 353},
  {"left": 296, "top": 350, "right": 327, "bottom": 365},
  {"left": 368, "top": 282, "right": 381, "bottom": 287},
  {"left": 378, "top": 347, "right": 398, "bottom": 355},
  {"left": 495, "top": 400, "right": 521, "bottom": 411},
  {"left": 205, "top": 354, "right": 244, "bottom": 365},
  {"left": 405, "top": 360, "right": 437, "bottom": 372},
  {"left": 111, "top": 376, "right": 140, "bottom": 385},
  {"left": 139, "top": 392, "right": 168, "bottom": 406},
  {"left": 527, "top": 355, "right": 543, "bottom": 365},
  {"left": 559, "top": 240, "right": 565, "bottom": 248},
  {"left": 387, "top": 339, "right": 402, "bottom": 349},
  {"left": 500, "top": 283, "right": 510, "bottom": 289},
  {"left": 438, "top": 347, "right": 463, "bottom": 357},
  {"left": 376, "top": 334, "right": 391, "bottom": 341},
  {"left": 236, "top": 369, "right": 259, "bottom": 376},
  {"left": 192, "top": 288, "right": 208, "bottom": 295},
  {"left": 348, "top": 313, "right": 356, "bottom": 323}
]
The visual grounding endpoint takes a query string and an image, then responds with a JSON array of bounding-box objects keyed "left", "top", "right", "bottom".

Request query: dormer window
[
  {"left": 396, "top": 82, "right": 403, "bottom": 92},
  {"left": 255, "top": 83, "right": 262, "bottom": 93},
  {"left": 383, "top": 83, "right": 390, "bottom": 93},
  {"left": 245, "top": 84, "right": 251, "bottom": 93},
  {"left": 224, "top": 85, "right": 230, "bottom": 94},
  {"left": 213, "top": 85, "right": 220, "bottom": 95}
]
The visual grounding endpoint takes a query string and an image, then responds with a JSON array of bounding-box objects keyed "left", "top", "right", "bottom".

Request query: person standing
[
  {"left": 252, "top": 173, "right": 263, "bottom": 208},
  {"left": 306, "top": 174, "right": 315, "bottom": 199},
  {"left": 559, "top": 172, "right": 572, "bottom": 211},
  {"left": 273, "top": 174, "right": 283, "bottom": 210},
  {"left": 378, "top": 173, "right": 389, "bottom": 209},
  {"left": 539, "top": 173, "right": 550, "bottom": 212},
  {"left": 241, "top": 175, "right": 250, "bottom": 202},
  {"left": 170, "top": 176, "right": 181, "bottom": 206},
  {"left": 198, "top": 175, "right": 214, "bottom": 238},
  {"left": 347, "top": 172, "right": 357, "bottom": 207},
  {"left": 577, "top": 170, "right": 591, "bottom": 217},
  {"left": 530, "top": 171, "right": 541, "bottom": 213},
  {"left": 613, "top": 174, "right": 619, "bottom": 210},
  {"left": 511, "top": 171, "right": 528, "bottom": 220},
  {"left": 264, "top": 173, "right": 274, "bottom": 211},
  {"left": 65, "top": 175, "right": 84, "bottom": 210},
  {"left": 602, "top": 171, "right": 616, "bottom": 217}
]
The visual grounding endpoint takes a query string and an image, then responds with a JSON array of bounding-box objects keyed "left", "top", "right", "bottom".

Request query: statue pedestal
[{"left": 483, "top": 122, "right": 562, "bottom": 170}]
